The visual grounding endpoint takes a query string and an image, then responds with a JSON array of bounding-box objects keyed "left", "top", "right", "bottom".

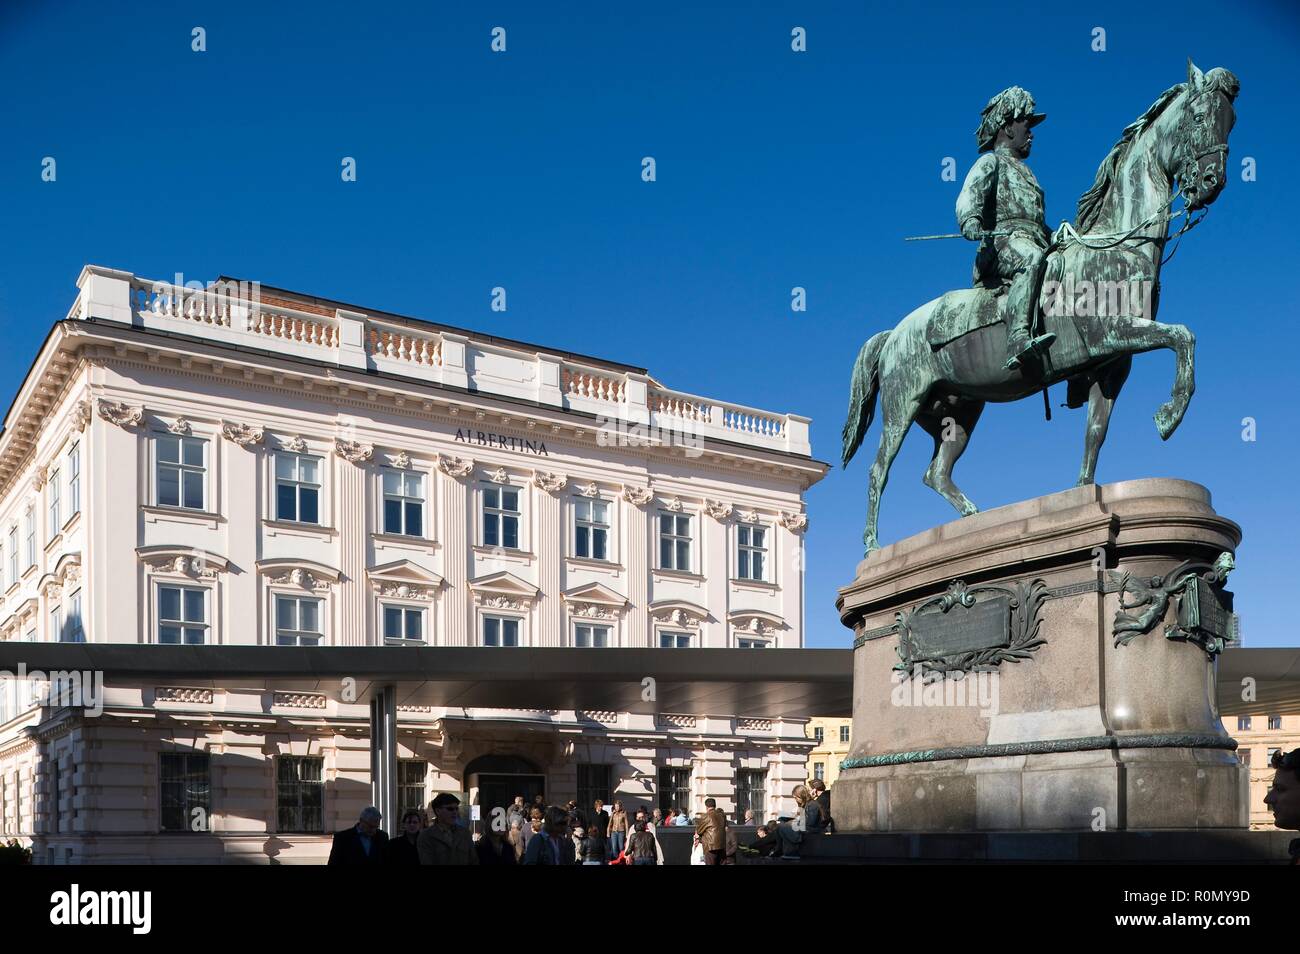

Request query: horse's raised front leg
[
  {"left": 1102, "top": 318, "right": 1195, "bottom": 440},
  {"left": 1076, "top": 357, "right": 1132, "bottom": 485},
  {"left": 918, "top": 399, "right": 984, "bottom": 516}
]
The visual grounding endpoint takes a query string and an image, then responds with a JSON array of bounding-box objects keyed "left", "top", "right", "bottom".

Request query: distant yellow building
[
  {"left": 806, "top": 716, "right": 852, "bottom": 788},
  {"left": 1226, "top": 713, "right": 1300, "bottom": 830}
]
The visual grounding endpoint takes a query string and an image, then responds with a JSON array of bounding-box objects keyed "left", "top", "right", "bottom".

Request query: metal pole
[{"left": 369, "top": 684, "right": 398, "bottom": 837}]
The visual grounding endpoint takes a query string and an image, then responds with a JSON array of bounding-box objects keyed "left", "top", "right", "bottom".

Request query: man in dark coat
[
  {"left": 327, "top": 806, "right": 388, "bottom": 865},
  {"left": 386, "top": 810, "right": 424, "bottom": 866}
]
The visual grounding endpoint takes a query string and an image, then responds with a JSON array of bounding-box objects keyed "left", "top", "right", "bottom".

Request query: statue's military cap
[{"left": 976, "top": 86, "right": 1047, "bottom": 153}]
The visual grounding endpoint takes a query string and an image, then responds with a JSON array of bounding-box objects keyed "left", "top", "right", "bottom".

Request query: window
[
  {"left": 813, "top": 726, "right": 825, "bottom": 744},
  {"left": 483, "top": 486, "right": 520, "bottom": 549},
  {"left": 1269, "top": 715, "right": 1283, "bottom": 731},
  {"left": 158, "top": 586, "right": 207, "bottom": 644},
  {"left": 277, "top": 756, "right": 324, "bottom": 833},
  {"left": 659, "top": 632, "right": 691, "bottom": 649},
  {"left": 814, "top": 762, "right": 825, "bottom": 781},
  {"left": 1268, "top": 747, "right": 1282, "bottom": 763},
  {"left": 67, "top": 443, "right": 80, "bottom": 517},
  {"left": 658, "top": 513, "right": 692, "bottom": 571},
  {"left": 483, "top": 615, "right": 519, "bottom": 647},
  {"left": 160, "top": 753, "right": 210, "bottom": 833},
  {"left": 576, "top": 764, "right": 612, "bottom": 810},
  {"left": 24, "top": 506, "right": 35, "bottom": 568},
  {"left": 1238, "top": 716, "right": 1252, "bottom": 731},
  {"left": 383, "top": 471, "right": 424, "bottom": 536},
  {"left": 840, "top": 725, "right": 851, "bottom": 744},
  {"left": 275, "top": 453, "right": 320, "bottom": 523},
  {"left": 64, "top": 592, "right": 83, "bottom": 644},
  {"left": 51, "top": 763, "right": 59, "bottom": 834},
  {"left": 382, "top": 605, "right": 425, "bottom": 644},
  {"left": 156, "top": 435, "right": 206, "bottom": 510},
  {"left": 735, "top": 769, "right": 766, "bottom": 823},
  {"left": 1240, "top": 748, "right": 1252, "bottom": 767},
  {"left": 736, "top": 524, "right": 767, "bottom": 580},
  {"left": 48, "top": 471, "right": 61, "bottom": 537},
  {"left": 737, "top": 637, "right": 769, "bottom": 649},
  {"left": 49, "top": 605, "right": 61, "bottom": 643},
  {"left": 575, "top": 498, "right": 609, "bottom": 560},
  {"left": 657, "top": 767, "right": 691, "bottom": 815},
  {"left": 398, "top": 760, "right": 428, "bottom": 820},
  {"left": 275, "top": 595, "right": 322, "bottom": 646},
  {"left": 7, "top": 527, "right": 16, "bottom": 583},
  {"left": 575, "top": 624, "right": 609, "bottom": 648}
]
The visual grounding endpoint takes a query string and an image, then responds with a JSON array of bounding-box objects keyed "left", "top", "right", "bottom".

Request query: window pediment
[
  {"left": 728, "top": 609, "right": 785, "bottom": 636},
  {"left": 368, "top": 559, "right": 445, "bottom": 601},
  {"left": 468, "top": 571, "right": 539, "bottom": 609},
  {"left": 649, "top": 598, "right": 711, "bottom": 627},
  {"left": 563, "top": 582, "right": 628, "bottom": 619},
  {"left": 138, "top": 545, "right": 231, "bottom": 580},
  {"left": 257, "top": 558, "right": 342, "bottom": 592}
]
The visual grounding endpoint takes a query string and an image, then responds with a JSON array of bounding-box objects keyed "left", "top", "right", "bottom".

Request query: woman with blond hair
[{"left": 776, "top": 784, "right": 822, "bottom": 860}]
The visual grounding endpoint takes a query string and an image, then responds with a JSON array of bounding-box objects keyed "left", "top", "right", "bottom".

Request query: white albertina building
[{"left": 0, "top": 266, "right": 827, "bottom": 863}]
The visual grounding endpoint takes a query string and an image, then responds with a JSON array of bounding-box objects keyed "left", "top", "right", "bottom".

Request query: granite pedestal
[{"left": 834, "top": 479, "right": 1246, "bottom": 832}]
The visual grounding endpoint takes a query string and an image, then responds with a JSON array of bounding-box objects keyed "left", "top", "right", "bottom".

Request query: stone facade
[
  {"left": 1223, "top": 713, "right": 1300, "bottom": 830},
  {"left": 0, "top": 266, "right": 825, "bottom": 863}
]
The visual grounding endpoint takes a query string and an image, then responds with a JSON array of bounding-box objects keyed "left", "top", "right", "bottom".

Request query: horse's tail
[{"left": 841, "top": 330, "right": 890, "bottom": 467}]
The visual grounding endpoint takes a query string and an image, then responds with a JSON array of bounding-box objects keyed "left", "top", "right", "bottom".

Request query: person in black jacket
[
  {"left": 327, "top": 807, "right": 388, "bottom": 865},
  {"left": 476, "top": 827, "right": 518, "bottom": 865},
  {"left": 386, "top": 810, "right": 424, "bottom": 866}
]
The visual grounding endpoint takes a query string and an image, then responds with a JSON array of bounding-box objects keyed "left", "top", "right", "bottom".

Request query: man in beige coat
[
  {"left": 418, "top": 793, "right": 478, "bottom": 865},
  {"left": 695, "top": 797, "right": 727, "bottom": 866}
]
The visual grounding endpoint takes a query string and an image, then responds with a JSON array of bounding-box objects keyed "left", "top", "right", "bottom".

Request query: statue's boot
[{"left": 1005, "top": 332, "right": 1057, "bottom": 371}]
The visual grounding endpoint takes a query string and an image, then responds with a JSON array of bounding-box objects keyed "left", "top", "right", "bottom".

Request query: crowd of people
[{"left": 327, "top": 777, "right": 837, "bottom": 865}]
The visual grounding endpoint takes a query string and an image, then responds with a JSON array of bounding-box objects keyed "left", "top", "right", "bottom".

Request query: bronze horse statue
[{"left": 842, "top": 61, "right": 1239, "bottom": 553}]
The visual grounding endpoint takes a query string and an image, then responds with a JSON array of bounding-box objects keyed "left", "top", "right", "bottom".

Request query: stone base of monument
[{"left": 835, "top": 478, "right": 1246, "bottom": 833}]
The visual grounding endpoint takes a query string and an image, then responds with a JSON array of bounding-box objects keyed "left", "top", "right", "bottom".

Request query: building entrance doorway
[{"left": 464, "top": 754, "right": 545, "bottom": 830}]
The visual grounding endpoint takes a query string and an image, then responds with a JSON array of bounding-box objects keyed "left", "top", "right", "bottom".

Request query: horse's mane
[
  {"left": 1076, "top": 69, "right": 1240, "bottom": 231},
  {"left": 1075, "top": 84, "right": 1186, "bottom": 231}
]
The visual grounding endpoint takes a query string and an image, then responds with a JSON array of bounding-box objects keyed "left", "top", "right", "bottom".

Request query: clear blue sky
[{"left": 2, "top": 1, "right": 1297, "bottom": 648}]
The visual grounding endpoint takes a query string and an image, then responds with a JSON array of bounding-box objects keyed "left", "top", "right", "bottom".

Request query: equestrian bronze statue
[{"left": 842, "top": 60, "right": 1238, "bottom": 553}]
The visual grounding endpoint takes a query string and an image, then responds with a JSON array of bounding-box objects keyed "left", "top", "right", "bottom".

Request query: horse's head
[{"left": 1172, "top": 60, "right": 1239, "bottom": 210}]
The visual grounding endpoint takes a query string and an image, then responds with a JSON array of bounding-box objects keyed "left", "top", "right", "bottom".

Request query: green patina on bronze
[
  {"left": 842, "top": 62, "right": 1240, "bottom": 553},
  {"left": 840, "top": 732, "right": 1237, "bottom": 770},
  {"left": 1111, "top": 551, "right": 1237, "bottom": 657},
  {"left": 892, "top": 578, "right": 1047, "bottom": 677}
]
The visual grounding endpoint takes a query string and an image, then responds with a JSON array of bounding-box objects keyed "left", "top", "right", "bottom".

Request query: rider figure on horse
[{"left": 956, "top": 86, "right": 1056, "bottom": 371}]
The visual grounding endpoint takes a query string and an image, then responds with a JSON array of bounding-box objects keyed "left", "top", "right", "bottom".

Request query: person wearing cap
[
  {"left": 1263, "top": 748, "right": 1300, "bottom": 865},
  {"left": 956, "top": 85, "right": 1055, "bottom": 371},
  {"left": 418, "top": 793, "right": 478, "bottom": 865}
]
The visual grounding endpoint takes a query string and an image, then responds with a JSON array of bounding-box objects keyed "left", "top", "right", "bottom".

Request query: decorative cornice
[
  {"left": 96, "top": 399, "right": 144, "bottom": 429},
  {"left": 532, "top": 471, "right": 568, "bottom": 493},
  {"left": 574, "top": 482, "right": 600, "bottom": 497},
  {"left": 283, "top": 435, "right": 308, "bottom": 453},
  {"left": 570, "top": 602, "right": 620, "bottom": 619},
  {"left": 138, "top": 546, "right": 230, "bottom": 580},
  {"left": 156, "top": 687, "right": 214, "bottom": 704},
  {"left": 167, "top": 417, "right": 192, "bottom": 436},
  {"left": 32, "top": 465, "right": 48, "bottom": 491},
  {"left": 391, "top": 451, "right": 411, "bottom": 469},
  {"left": 486, "top": 466, "right": 510, "bottom": 484},
  {"left": 437, "top": 455, "right": 475, "bottom": 479},
  {"left": 72, "top": 399, "right": 92, "bottom": 432},
  {"left": 779, "top": 511, "right": 808, "bottom": 533},
  {"left": 704, "top": 499, "right": 733, "bottom": 520},
  {"left": 335, "top": 438, "right": 374, "bottom": 464},
  {"left": 273, "top": 691, "right": 327, "bottom": 710},
  {"left": 621, "top": 484, "right": 654, "bottom": 507},
  {"left": 221, "top": 421, "right": 265, "bottom": 447},
  {"left": 663, "top": 496, "right": 687, "bottom": 512}
]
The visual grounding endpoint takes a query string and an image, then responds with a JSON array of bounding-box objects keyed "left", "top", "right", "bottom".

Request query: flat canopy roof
[
  {"left": 0, "top": 645, "right": 856, "bottom": 719},
  {"left": 1, "top": 645, "right": 1295, "bottom": 718}
]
